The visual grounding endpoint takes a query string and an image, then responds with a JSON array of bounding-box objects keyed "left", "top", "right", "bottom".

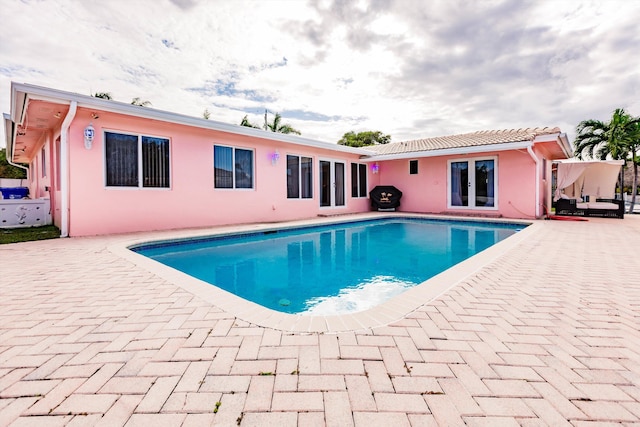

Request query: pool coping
[{"left": 109, "top": 213, "right": 539, "bottom": 333}]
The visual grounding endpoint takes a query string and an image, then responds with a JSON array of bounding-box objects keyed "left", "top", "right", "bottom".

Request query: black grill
[{"left": 369, "top": 185, "right": 402, "bottom": 210}]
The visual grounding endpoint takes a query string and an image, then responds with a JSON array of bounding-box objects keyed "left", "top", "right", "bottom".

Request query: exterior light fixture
[
  {"left": 84, "top": 123, "right": 95, "bottom": 150},
  {"left": 372, "top": 163, "right": 380, "bottom": 174},
  {"left": 271, "top": 150, "right": 280, "bottom": 165}
]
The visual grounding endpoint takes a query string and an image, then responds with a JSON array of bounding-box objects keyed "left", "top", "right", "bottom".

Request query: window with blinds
[
  {"left": 214, "top": 145, "right": 254, "bottom": 189},
  {"left": 105, "top": 132, "right": 170, "bottom": 188}
]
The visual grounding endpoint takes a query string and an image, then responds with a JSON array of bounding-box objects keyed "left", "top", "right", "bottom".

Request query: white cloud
[{"left": 2, "top": 0, "right": 640, "bottom": 149}]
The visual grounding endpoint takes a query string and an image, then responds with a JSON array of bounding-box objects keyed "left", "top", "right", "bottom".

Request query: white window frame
[
  {"left": 41, "top": 147, "right": 47, "bottom": 178},
  {"left": 350, "top": 162, "right": 368, "bottom": 198},
  {"left": 409, "top": 159, "right": 418, "bottom": 175},
  {"left": 213, "top": 144, "right": 255, "bottom": 190},
  {"left": 103, "top": 130, "right": 172, "bottom": 190},
  {"left": 286, "top": 154, "right": 313, "bottom": 199},
  {"left": 447, "top": 156, "right": 498, "bottom": 210},
  {"left": 319, "top": 157, "right": 347, "bottom": 208}
]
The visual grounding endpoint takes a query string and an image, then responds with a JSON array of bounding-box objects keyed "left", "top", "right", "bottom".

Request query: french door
[
  {"left": 449, "top": 157, "right": 497, "bottom": 209},
  {"left": 319, "top": 160, "right": 345, "bottom": 208}
]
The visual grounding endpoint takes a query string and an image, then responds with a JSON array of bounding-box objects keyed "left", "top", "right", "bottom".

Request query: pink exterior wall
[
  {"left": 17, "top": 103, "right": 565, "bottom": 236},
  {"left": 65, "top": 109, "right": 372, "bottom": 236},
  {"left": 375, "top": 150, "right": 538, "bottom": 218}
]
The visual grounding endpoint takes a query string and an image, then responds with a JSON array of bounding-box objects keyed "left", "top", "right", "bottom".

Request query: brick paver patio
[{"left": 1, "top": 215, "right": 639, "bottom": 426}]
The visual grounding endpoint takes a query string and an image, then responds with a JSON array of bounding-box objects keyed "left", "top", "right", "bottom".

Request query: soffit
[{"left": 12, "top": 100, "right": 69, "bottom": 163}]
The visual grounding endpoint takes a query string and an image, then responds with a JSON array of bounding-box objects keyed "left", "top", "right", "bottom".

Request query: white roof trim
[
  {"left": 360, "top": 140, "right": 534, "bottom": 162},
  {"left": 3, "top": 113, "right": 14, "bottom": 154},
  {"left": 9, "top": 82, "right": 375, "bottom": 156}
]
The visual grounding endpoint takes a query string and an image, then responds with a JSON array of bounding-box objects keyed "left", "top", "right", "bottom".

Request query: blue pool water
[{"left": 132, "top": 218, "right": 523, "bottom": 315}]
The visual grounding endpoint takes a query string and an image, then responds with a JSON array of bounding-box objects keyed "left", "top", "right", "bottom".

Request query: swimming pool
[{"left": 132, "top": 217, "right": 523, "bottom": 316}]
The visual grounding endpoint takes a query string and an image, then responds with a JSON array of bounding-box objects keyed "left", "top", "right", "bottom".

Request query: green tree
[
  {"left": 240, "top": 115, "right": 260, "bottom": 129},
  {"left": 337, "top": 130, "right": 391, "bottom": 147},
  {"left": 92, "top": 92, "right": 113, "bottom": 100},
  {"left": 264, "top": 111, "right": 301, "bottom": 135},
  {"left": 131, "top": 97, "right": 152, "bottom": 107},
  {"left": 203, "top": 109, "right": 211, "bottom": 120},
  {"left": 574, "top": 108, "right": 640, "bottom": 213},
  {"left": 0, "top": 148, "right": 27, "bottom": 179}
]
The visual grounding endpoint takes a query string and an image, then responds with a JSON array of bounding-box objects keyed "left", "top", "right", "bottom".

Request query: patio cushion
[{"left": 587, "top": 202, "right": 619, "bottom": 210}]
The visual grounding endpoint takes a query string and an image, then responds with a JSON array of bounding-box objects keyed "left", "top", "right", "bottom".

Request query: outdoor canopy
[{"left": 554, "top": 159, "right": 624, "bottom": 201}]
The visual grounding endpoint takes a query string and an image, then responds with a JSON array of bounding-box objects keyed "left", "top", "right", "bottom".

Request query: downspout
[
  {"left": 60, "top": 101, "right": 77, "bottom": 237},
  {"left": 6, "top": 155, "right": 29, "bottom": 179},
  {"left": 527, "top": 145, "right": 540, "bottom": 218}
]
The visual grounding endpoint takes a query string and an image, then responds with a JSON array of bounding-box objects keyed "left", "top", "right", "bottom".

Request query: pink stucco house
[{"left": 3, "top": 82, "right": 572, "bottom": 236}]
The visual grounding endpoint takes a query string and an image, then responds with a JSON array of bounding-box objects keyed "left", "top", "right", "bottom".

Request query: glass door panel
[
  {"left": 475, "top": 160, "right": 495, "bottom": 207},
  {"left": 335, "top": 162, "right": 345, "bottom": 206},
  {"left": 319, "top": 160, "right": 345, "bottom": 208},
  {"left": 451, "top": 161, "right": 469, "bottom": 206},
  {"left": 320, "top": 160, "right": 331, "bottom": 207}
]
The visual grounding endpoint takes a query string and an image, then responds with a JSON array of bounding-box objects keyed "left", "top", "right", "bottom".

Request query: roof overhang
[
  {"left": 359, "top": 140, "right": 535, "bottom": 162},
  {"left": 533, "top": 132, "right": 573, "bottom": 159},
  {"left": 5, "top": 82, "right": 374, "bottom": 163},
  {"left": 361, "top": 131, "right": 572, "bottom": 162}
]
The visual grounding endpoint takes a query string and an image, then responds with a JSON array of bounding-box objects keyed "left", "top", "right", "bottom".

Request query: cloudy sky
[{"left": 1, "top": 0, "right": 639, "bottom": 148}]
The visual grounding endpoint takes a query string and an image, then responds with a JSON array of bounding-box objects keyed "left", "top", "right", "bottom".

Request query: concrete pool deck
[{"left": 1, "top": 214, "right": 639, "bottom": 425}]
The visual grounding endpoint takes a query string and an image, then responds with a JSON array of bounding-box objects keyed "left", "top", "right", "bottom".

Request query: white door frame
[
  {"left": 447, "top": 156, "right": 498, "bottom": 210},
  {"left": 319, "top": 158, "right": 346, "bottom": 208}
]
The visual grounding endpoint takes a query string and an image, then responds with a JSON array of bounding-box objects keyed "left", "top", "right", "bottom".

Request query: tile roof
[{"left": 365, "top": 127, "right": 561, "bottom": 156}]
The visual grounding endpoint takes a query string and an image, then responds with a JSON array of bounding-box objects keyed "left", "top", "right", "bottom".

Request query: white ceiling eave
[
  {"left": 10, "top": 82, "right": 375, "bottom": 157},
  {"left": 359, "top": 140, "right": 535, "bottom": 162}
]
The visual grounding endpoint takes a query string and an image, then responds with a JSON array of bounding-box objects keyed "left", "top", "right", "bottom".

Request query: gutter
[{"left": 60, "top": 101, "right": 77, "bottom": 238}]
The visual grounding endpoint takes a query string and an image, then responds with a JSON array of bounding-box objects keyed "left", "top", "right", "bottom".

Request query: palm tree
[
  {"left": 574, "top": 108, "right": 640, "bottom": 212},
  {"left": 264, "top": 111, "right": 301, "bottom": 135},
  {"left": 626, "top": 121, "right": 640, "bottom": 212},
  {"left": 203, "top": 109, "right": 211, "bottom": 120},
  {"left": 92, "top": 92, "right": 113, "bottom": 100},
  {"left": 240, "top": 115, "right": 260, "bottom": 129},
  {"left": 131, "top": 97, "right": 152, "bottom": 107}
]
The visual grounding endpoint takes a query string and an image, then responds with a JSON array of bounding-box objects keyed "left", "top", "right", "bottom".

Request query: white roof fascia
[
  {"left": 3, "top": 113, "right": 14, "bottom": 153},
  {"left": 10, "top": 84, "right": 29, "bottom": 125},
  {"left": 10, "top": 82, "right": 375, "bottom": 157},
  {"left": 558, "top": 133, "right": 573, "bottom": 158},
  {"left": 360, "top": 140, "right": 534, "bottom": 162},
  {"left": 532, "top": 132, "right": 572, "bottom": 158}
]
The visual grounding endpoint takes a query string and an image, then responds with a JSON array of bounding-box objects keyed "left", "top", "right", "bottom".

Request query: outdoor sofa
[{"left": 555, "top": 197, "right": 624, "bottom": 219}]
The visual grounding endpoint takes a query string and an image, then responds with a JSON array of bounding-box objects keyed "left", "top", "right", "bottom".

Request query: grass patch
[{"left": 0, "top": 225, "right": 61, "bottom": 244}]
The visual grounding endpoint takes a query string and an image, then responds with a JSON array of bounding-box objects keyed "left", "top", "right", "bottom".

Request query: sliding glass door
[
  {"left": 320, "top": 160, "right": 345, "bottom": 208},
  {"left": 449, "top": 158, "right": 496, "bottom": 209}
]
